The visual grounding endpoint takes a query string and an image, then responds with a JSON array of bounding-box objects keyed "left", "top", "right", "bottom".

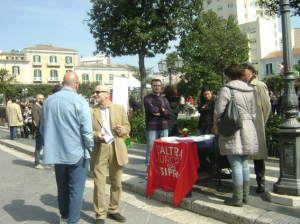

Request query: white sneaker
[
  {"left": 35, "top": 164, "right": 44, "bottom": 170},
  {"left": 60, "top": 218, "right": 68, "bottom": 224}
]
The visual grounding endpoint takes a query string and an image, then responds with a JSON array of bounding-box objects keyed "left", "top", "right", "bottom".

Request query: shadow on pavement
[{"left": 12, "top": 159, "right": 34, "bottom": 168}]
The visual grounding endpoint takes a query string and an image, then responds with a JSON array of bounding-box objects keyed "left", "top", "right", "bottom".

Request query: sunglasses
[{"left": 93, "top": 91, "right": 107, "bottom": 95}]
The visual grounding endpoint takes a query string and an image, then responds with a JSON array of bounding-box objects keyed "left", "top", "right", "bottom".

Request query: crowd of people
[{"left": 0, "top": 61, "right": 274, "bottom": 222}]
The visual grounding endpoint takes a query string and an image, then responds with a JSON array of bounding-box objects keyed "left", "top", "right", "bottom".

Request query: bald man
[
  {"left": 90, "top": 85, "right": 130, "bottom": 224},
  {"left": 40, "top": 72, "right": 94, "bottom": 224},
  {"left": 32, "top": 94, "right": 45, "bottom": 169}
]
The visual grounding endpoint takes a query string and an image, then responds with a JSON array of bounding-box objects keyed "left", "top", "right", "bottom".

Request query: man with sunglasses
[
  {"left": 144, "top": 79, "right": 172, "bottom": 179},
  {"left": 90, "top": 85, "right": 130, "bottom": 224},
  {"left": 40, "top": 72, "right": 94, "bottom": 224}
]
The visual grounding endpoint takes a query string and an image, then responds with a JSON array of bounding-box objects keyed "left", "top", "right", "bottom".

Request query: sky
[{"left": 0, "top": 0, "right": 300, "bottom": 74}]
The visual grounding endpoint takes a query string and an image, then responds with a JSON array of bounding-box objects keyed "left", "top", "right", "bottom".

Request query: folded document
[{"left": 101, "top": 126, "right": 115, "bottom": 145}]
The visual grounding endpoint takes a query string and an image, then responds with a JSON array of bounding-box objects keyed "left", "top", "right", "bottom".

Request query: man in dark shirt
[{"left": 144, "top": 79, "right": 171, "bottom": 179}]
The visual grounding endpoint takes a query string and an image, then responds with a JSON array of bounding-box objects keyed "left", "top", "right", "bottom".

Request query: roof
[
  {"left": 262, "top": 48, "right": 300, "bottom": 59},
  {"left": 25, "top": 45, "right": 78, "bottom": 52},
  {"left": 77, "top": 63, "right": 130, "bottom": 68}
]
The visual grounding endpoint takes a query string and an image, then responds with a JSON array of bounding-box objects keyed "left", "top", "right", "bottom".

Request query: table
[{"left": 146, "top": 136, "right": 220, "bottom": 207}]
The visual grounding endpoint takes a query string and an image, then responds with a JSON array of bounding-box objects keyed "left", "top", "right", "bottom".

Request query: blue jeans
[
  {"left": 54, "top": 157, "right": 89, "bottom": 224},
  {"left": 145, "top": 129, "right": 168, "bottom": 170},
  {"left": 34, "top": 135, "right": 44, "bottom": 166},
  {"left": 227, "top": 155, "right": 250, "bottom": 186},
  {"left": 10, "top": 126, "right": 17, "bottom": 139},
  {"left": 200, "top": 125, "right": 212, "bottom": 135}
]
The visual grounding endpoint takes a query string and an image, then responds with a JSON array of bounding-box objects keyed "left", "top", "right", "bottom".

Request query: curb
[{"left": 1, "top": 139, "right": 299, "bottom": 224}]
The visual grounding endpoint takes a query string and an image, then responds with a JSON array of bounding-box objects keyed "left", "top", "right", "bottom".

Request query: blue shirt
[{"left": 40, "top": 87, "right": 94, "bottom": 164}]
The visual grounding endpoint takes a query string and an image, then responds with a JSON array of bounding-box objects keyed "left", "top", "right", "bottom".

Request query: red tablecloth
[{"left": 146, "top": 139, "right": 200, "bottom": 207}]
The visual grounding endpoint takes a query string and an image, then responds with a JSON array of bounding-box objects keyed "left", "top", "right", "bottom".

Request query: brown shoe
[
  {"left": 108, "top": 213, "right": 126, "bottom": 222},
  {"left": 96, "top": 219, "right": 105, "bottom": 224}
]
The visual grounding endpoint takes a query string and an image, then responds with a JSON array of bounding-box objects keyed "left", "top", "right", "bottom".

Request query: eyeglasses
[
  {"left": 93, "top": 91, "right": 107, "bottom": 95},
  {"left": 153, "top": 85, "right": 161, "bottom": 88}
]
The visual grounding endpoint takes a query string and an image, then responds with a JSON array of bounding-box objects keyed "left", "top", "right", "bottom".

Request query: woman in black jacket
[
  {"left": 163, "top": 86, "right": 180, "bottom": 136},
  {"left": 197, "top": 86, "right": 216, "bottom": 135}
]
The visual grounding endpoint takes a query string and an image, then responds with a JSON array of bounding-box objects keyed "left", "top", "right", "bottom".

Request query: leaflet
[{"left": 101, "top": 125, "right": 114, "bottom": 145}]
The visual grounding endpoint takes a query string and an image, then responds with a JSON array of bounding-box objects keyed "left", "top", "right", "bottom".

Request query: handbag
[{"left": 217, "top": 88, "right": 243, "bottom": 137}]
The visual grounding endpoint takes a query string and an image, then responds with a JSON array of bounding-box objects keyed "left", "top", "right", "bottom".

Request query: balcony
[
  {"left": 33, "top": 77, "right": 43, "bottom": 82},
  {"left": 33, "top": 62, "right": 42, "bottom": 66},
  {"left": 95, "top": 80, "right": 103, "bottom": 84},
  {"left": 65, "top": 63, "right": 74, "bottom": 67},
  {"left": 105, "top": 81, "right": 114, "bottom": 85},
  {"left": 47, "top": 62, "right": 61, "bottom": 67},
  {"left": 47, "top": 77, "right": 62, "bottom": 82}
]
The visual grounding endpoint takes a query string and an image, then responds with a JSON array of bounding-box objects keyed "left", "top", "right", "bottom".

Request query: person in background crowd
[
  {"left": 187, "top": 96, "right": 194, "bottom": 105},
  {"left": 7, "top": 97, "right": 23, "bottom": 140},
  {"left": 32, "top": 94, "right": 45, "bottom": 169},
  {"left": 0, "top": 104, "right": 6, "bottom": 126},
  {"left": 40, "top": 72, "right": 94, "bottom": 224},
  {"left": 241, "top": 62, "right": 271, "bottom": 194},
  {"left": 90, "top": 85, "right": 131, "bottom": 224},
  {"left": 197, "top": 86, "right": 217, "bottom": 180},
  {"left": 179, "top": 95, "right": 185, "bottom": 114},
  {"left": 144, "top": 79, "right": 171, "bottom": 179},
  {"left": 269, "top": 90, "right": 275, "bottom": 112},
  {"left": 129, "top": 98, "right": 142, "bottom": 112},
  {"left": 213, "top": 64, "right": 258, "bottom": 207},
  {"left": 279, "top": 88, "right": 284, "bottom": 117},
  {"left": 52, "top": 84, "right": 62, "bottom": 94},
  {"left": 163, "top": 86, "right": 180, "bottom": 136},
  {"left": 272, "top": 92, "right": 280, "bottom": 115}
]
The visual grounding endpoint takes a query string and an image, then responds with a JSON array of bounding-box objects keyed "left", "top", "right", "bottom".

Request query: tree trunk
[{"left": 138, "top": 48, "right": 146, "bottom": 114}]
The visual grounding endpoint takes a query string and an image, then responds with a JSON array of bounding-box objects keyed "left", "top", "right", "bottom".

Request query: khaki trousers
[{"left": 93, "top": 143, "right": 123, "bottom": 220}]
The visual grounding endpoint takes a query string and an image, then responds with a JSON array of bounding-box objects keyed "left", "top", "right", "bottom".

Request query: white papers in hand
[{"left": 101, "top": 126, "right": 115, "bottom": 145}]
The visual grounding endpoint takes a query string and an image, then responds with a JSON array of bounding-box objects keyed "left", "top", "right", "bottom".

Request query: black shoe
[
  {"left": 96, "top": 219, "right": 105, "bottom": 224},
  {"left": 108, "top": 213, "right": 126, "bottom": 222},
  {"left": 256, "top": 184, "right": 265, "bottom": 193}
]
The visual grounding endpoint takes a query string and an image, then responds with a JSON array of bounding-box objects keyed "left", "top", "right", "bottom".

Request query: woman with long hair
[
  {"left": 213, "top": 64, "right": 258, "bottom": 207},
  {"left": 163, "top": 86, "right": 180, "bottom": 136}
]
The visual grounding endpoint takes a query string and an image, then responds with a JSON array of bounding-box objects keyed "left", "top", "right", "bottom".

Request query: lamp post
[
  {"left": 21, "top": 88, "right": 28, "bottom": 100},
  {"left": 158, "top": 55, "right": 183, "bottom": 85},
  {"left": 273, "top": 0, "right": 300, "bottom": 196}
]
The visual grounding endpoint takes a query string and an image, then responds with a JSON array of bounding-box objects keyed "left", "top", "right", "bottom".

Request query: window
[
  {"left": 33, "top": 55, "right": 41, "bottom": 62},
  {"left": 82, "top": 73, "right": 89, "bottom": 82},
  {"left": 228, "top": 4, "right": 233, "bottom": 8},
  {"left": 275, "top": 31, "right": 277, "bottom": 37},
  {"left": 207, "top": 0, "right": 212, "bottom": 4},
  {"left": 251, "top": 39, "right": 257, "bottom": 44},
  {"left": 266, "top": 63, "right": 273, "bottom": 74},
  {"left": 109, "top": 74, "right": 113, "bottom": 83},
  {"left": 208, "top": 9, "right": 212, "bottom": 11},
  {"left": 12, "top": 66, "right": 20, "bottom": 75},
  {"left": 16, "top": 57, "right": 22, "bottom": 60},
  {"left": 66, "top": 70, "right": 72, "bottom": 73},
  {"left": 50, "top": 70, "right": 58, "bottom": 77},
  {"left": 251, "top": 49, "right": 257, "bottom": 54},
  {"left": 6, "top": 56, "right": 12, "bottom": 60},
  {"left": 250, "top": 28, "right": 256, "bottom": 33},
  {"left": 219, "top": 16, "right": 223, "bottom": 19},
  {"left": 96, "top": 74, "right": 102, "bottom": 82},
  {"left": 50, "top": 56, "right": 57, "bottom": 63},
  {"left": 121, "top": 74, "right": 125, "bottom": 77},
  {"left": 65, "top": 56, "right": 72, "bottom": 64},
  {"left": 218, "top": 7, "right": 222, "bottom": 11},
  {"left": 34, "top": 69, "right": 42, "bottom": 77},
  {"left": 275, "top": 40, "right": 278, "bottom": 46},
  {"left": 274, "top": 22, "right": 276, "bottom": 28}
]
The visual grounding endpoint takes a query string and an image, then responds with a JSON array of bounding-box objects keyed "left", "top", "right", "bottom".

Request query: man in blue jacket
[{"left": 40, "top": 72, "right": 94, "bottom": 224}]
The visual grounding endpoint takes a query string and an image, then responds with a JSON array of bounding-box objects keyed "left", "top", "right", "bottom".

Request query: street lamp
[
  {"left": 273, "top": 0, "right": 300, "bottom": 196},
  {"left": 21, "top": 88, "right": 28, "bottom": 99},
  {"left": 158, "top": 55, "right": 183, "bottom": 85}
]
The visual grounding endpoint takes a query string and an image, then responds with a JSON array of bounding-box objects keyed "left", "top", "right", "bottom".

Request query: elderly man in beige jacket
[
  {"left": 241, "top": 62, "right": 271, "bottom": 194},
  {"left": 7, "top": 97, "right": 23, "bottom": 140}
]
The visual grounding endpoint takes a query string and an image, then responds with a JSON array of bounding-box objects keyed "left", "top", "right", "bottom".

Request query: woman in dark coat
[{"left": 163, "top": 86, "right": 180, "bottom": 136}]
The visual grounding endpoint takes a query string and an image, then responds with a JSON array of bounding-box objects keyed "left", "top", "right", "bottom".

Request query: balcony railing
[
  {"left": 33, "top": 77, "right": 43, "bottom": 82},
  {"left": 105, "top": 80, "right": 114, "bottom": 85},
  {"left": 47, "top": 77, "right": 62, "bottom": 82},
  {"left": 33, "top": 62, "right": 42, "bottom": 66},
  {"left": 65, "top": 63, "right": 74, "bottom": 67},
  {"left": 47, "top": 62, "right": 61, "bottom": 67},
  {"left": 95, "top": 80, "right": 103, "bottom": 84}
]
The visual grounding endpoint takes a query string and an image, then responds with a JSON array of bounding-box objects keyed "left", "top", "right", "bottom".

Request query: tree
[
  {"left": 77, "top": 81, "right": 101, "bottom": 101},
  {"left": 86, "top": 0, "right": 203, "bottom": 113},
  {"left": 255, "top": 0, "right": 300, "bottom": 17},
  {"left": 177, "top": 11, "right": 250, "bottom": 86},
  {"left": 0, "top": 69, "right": 15, "bottom": 105},
  {"left": 126, "top": 64, "right": 154, "bottom": 84}
]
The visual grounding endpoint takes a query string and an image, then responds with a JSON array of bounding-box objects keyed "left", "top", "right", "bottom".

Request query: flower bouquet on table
[
  {"left": 179, "top": 128, "right": 189, "bottom": 137},
  {"left": 186, "top": 102, "right": 196, "bottom": 115}
]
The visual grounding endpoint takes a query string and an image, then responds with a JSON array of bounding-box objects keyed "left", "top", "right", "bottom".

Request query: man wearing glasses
[
  {"left": 32, "top": 94, "right": 45, "bottom": 169},
  {"left": 144, "top": 79, "right": 171, "bottom": 179},
  {"left": 90, "top": 85, "right": 130, "bottom": 224},
  {"left": 40, "top": 72, "right": 94, "bottom": 224}
]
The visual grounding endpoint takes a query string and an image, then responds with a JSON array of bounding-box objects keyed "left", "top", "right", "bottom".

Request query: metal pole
[
  {"left": 273, "top": 0, "right": 300, "bottom": 195},
  {"left": 169, "top": 68, "right": 172, "bottom": 85}
]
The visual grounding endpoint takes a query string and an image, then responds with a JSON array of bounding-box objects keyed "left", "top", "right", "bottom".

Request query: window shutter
[
  {"left": 70, "top": 57, "right": 72, "bottom": 63},
  {"left": 87, "top": 74, "right": 89, "bottom": 81},
  {"left": 55, "top": 56, "right": 57, "bottom": 63},
  {"left": 65, "top": 57, "right": 67, "bottom": 63}
]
